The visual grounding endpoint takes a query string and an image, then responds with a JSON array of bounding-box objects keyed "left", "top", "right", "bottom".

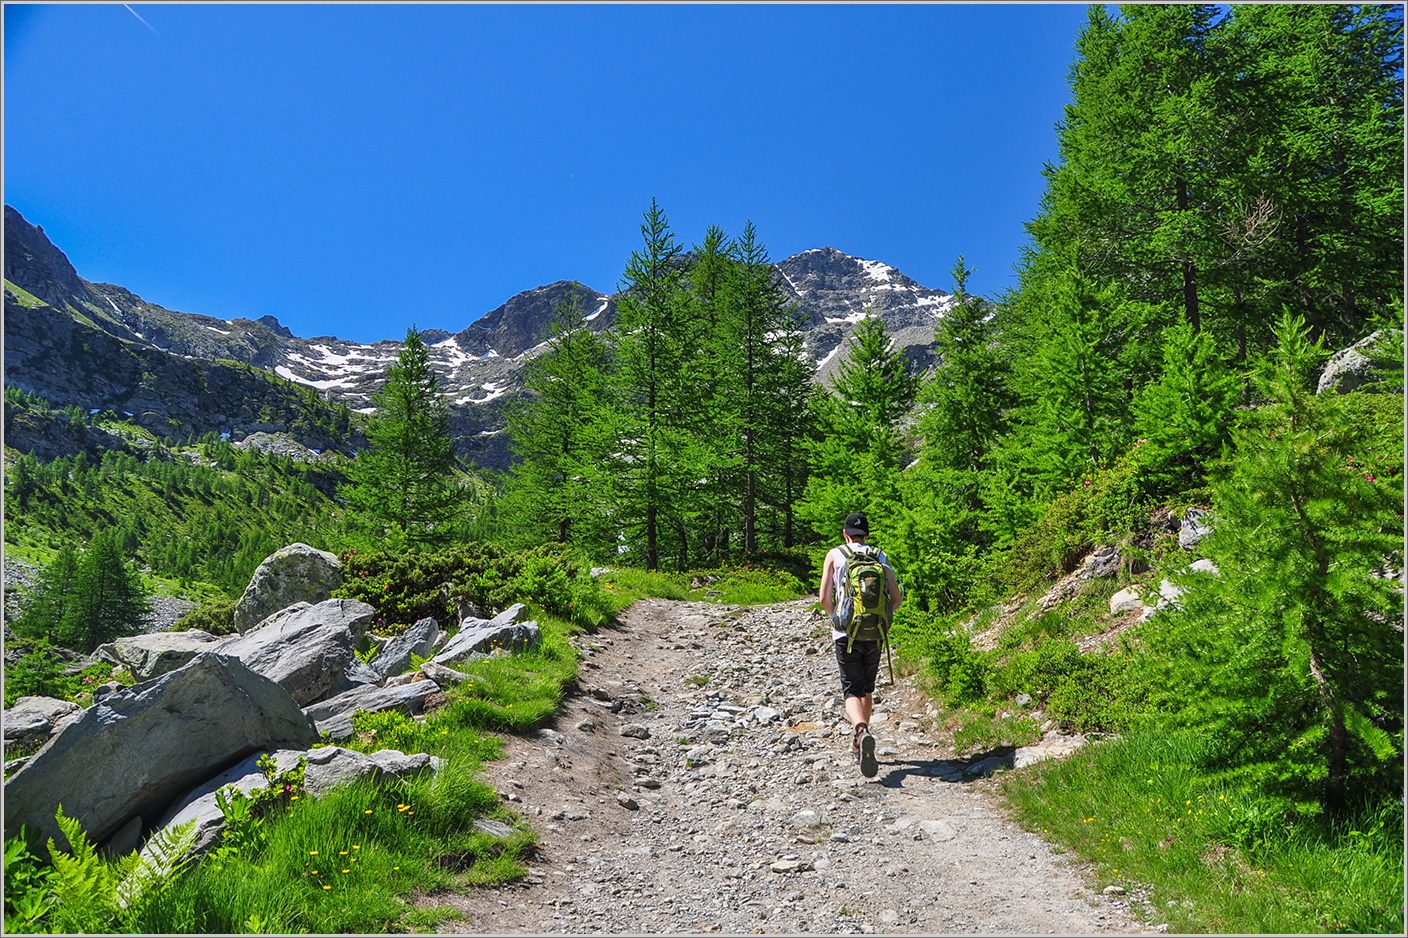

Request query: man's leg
[{"left": 845, "top": 693, "right": 872, "bottom": 730}]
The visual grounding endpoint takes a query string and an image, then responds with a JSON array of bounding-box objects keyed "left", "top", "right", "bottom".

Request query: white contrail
[{"left": 124, "top": 4, "right": 159, "bottom": 35}]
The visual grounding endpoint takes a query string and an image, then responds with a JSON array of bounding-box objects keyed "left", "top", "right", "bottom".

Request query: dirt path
[{"left": 429, "top": 598, "right": 1158, "bottom": 935}]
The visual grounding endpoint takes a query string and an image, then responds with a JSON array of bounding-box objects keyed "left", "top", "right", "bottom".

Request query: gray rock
[
  {"left": 1179, "top": 508, "right": 1214, "bottom": 550},
  {"left": 3, "top": 696, "right": 82, "bottom": 749},
  {"left": 3, "top": 653, "right": 318, "bottom": 851},
  {"left": 620, "top": 723, "right": 651, "bottom": 739},
  {"left": 474, "top": 817, "right": 514, "bottom": 837},
  {"left": 101, "top": 814, "right": 144, "bottom": 860},
  {"left": 142, "top": 748, "right": 306, "bottom": 867},
  {"left": 303, "top": 679, "right": 441, "bottom": 740},
  {"left": 1317, "top": 329, "right": 1402, "bottom": 395},
  {"left": 92, "top": 630, "right": 222, "bottom": 681},
  {"left": 1084, "top": 545, "right": 1122, "bottom": 579},
  {"left": 434, "top": 605, "right": 540, "bottom": 665},
  {"left": 1190, "top": 558, "right": 1220, "bottom": 576},
  {"left": 419, "top": 660, "right": 474, "bottom": 687},
  {"left": 302, "top": 745, "right": 443, "bottom": 797},
  {"left": 232, "top": 543, "right": 343, "bottom": 634},
  {"left": 216, "top": 599, "right": 375, "bottom": 706},
  {"left": 371, "top": 617, "right": 441, "bottom": 679},
  {"left": 326, "top": 656, "right": 385, "bottom": 697},
  {"left": 1109, "top": 588, "right": 1145, "bottom": 615}
]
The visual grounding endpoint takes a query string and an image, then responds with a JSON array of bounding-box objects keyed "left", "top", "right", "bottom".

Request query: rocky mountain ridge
[{"left": 4, "top": 206, "right": 960, "bottom": 470}]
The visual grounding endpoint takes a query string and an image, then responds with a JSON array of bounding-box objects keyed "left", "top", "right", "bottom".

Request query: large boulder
[
  {"left": 433, "top": 604, "right": 540, "bottom": 666},
  {"left": 215, "top": 599, "right": 374, "bottom": 706},
  {"left": 232, "top": 543, "right": 343, "bottom": 634},
  {"left": 141, "top": 749, "right": 307, "bottom": 869},
  {"left": 3, "top": 653, "right": 318, "bottom": 852},
  {"left": 370, "top": 617, "right": 442, "bottom": 679},
  {"left": 302, "top": 746, "right": 444, "bottom": 797},
  {"left": 1317, "top": 329, "right": 1403, "bottom": 395},
  {"left": 302, "top": 679, "right": 441, "bottom": 740},
  {"left": 92, "top": 630, "right": 222, "bottom": 681},
  {"left": 3, "top": 696, "right": 82, "bottom": 749}
]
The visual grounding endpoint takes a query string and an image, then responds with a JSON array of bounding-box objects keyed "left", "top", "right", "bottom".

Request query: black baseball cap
[{"left": 844, "top": 512, "right": 869, "bottom": 538}]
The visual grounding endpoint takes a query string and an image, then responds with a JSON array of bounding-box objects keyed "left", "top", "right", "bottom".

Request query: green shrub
[
  {"left": 335, "top": 542, "right": 610, "bottom": 632},
  {"left": 171, "top": 599, "right": 237, "bottom": 636},
  {"left": 922, "top": 627, "right": 989, "bottom": 709}
]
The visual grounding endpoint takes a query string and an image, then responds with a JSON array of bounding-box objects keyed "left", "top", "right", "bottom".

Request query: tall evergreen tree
[
  {"left": 1001, "top": 252, "right": 1155, "bottom": 492},
  {"left": 799, "top": 312, "right": 918, "bottom": 542},
  {"left": 339, "top": 326, "right": 463, "bottom": 549},
  {"left": 607, "top": 200, "right": 695, "bottom": 570},
  {"left": 1130, "top": 312, "right": 1239, "bottom": 490},
  {"left": 12, "top": 543, "right": 80, "bottom": 642},
  {"left": 55, "top": 530, "right": 151, "bottom": 653},
  {"left": 1142, "top": 312, "right": 1404, "bottom": 816},
  {"left": 916, "top": 256, "right": 1010, "bottom": 482},
  {"left": 1223, "top": 3, "right": 1404, "bottom": 345},
  {"left": 505, "top": 283, "right": 613, "bottom": 552}
]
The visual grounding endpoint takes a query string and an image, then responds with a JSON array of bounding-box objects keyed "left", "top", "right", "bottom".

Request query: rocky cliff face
[{"left": 3, "top": 206, "right": 958, "bottom": 470}]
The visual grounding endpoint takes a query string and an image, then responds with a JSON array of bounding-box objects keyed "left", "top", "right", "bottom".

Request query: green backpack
[{"left": 838, "top": 544, "right": 892, "bottom": 652}]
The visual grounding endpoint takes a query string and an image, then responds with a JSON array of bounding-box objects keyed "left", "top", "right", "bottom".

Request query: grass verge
[{"left": 1000, "top": 727, "right": 1405, "bottom": 934}]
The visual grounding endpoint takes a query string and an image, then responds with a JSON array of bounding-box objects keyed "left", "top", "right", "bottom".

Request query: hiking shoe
[{"left": 858, "top": 728, "right": 878, "bottom": 778}]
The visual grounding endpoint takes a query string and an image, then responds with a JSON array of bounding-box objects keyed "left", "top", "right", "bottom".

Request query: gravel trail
[{"left": 431, "top": 597, "right": 1157, "bottom": 935}]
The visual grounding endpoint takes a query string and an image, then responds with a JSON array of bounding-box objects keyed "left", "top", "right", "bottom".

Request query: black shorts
[{"left": 834, "top": 638, "right": 882, "bottom": 700}]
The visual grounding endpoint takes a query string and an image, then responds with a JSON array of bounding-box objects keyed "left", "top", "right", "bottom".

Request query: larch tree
[{"left": 339, "top": 326, "right": 464, "bottom": 550}]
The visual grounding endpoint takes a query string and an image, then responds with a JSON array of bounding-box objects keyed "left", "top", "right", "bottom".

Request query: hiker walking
[{"left": 818, "top": 511, "right": 903, "bottom": 778}]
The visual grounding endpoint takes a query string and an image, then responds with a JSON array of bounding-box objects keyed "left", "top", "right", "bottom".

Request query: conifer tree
[
  {"left": 1143, "top": 312, "right": 1404, "bottom": 817},
  {"left": 339, "top": 326, "right": 463, "bottom": 549},
  {"left": 505, "top": 283, "right": 613, "bottom": 552},
  {"left": 799, "top": 312, "right": 918, "bottom": 542},
  {"left": 607, "top": 200, "right": 695, "bottom": 570},
  {"left": 1130, "top": 313, "right": 1239, "bottom": 490},
  {"left": 12, "top": 543, "right": 80, "bottom": 642},
  {"left": 1222, "top": 3, "right": 1404, "bottom": 345},
  {"left": 55, "top": 530, "right": 151, "bottom": 653}
]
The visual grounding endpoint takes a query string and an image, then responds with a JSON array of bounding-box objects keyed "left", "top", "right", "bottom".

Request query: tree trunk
[{"left": 1177, "top": 176, "right": 1201, "bottom": 333}]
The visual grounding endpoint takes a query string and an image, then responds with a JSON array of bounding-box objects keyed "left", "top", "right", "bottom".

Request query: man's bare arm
[{"left": 818, "top": 553, "right": 836, "bottom": 616}]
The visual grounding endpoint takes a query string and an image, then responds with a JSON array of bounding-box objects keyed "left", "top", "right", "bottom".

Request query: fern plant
[{"left": 39, "top": 805, "right": 198, "bottom": 934}]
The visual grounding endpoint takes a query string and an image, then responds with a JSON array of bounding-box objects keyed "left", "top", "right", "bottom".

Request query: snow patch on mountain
[
  {"left": 274, "top": 366, "right": 353, "bottom": 390},
  {"left": 585, "top": 299, "right": 610, "bottom": 322}
]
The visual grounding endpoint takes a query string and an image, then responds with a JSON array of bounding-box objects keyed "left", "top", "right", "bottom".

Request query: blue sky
[{"left": 5, "top": 3, "right": 1094, "bottom": 344}]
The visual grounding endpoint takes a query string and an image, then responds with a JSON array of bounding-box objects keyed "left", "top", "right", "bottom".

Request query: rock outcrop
[
  {"left": 434, "top": 603, "right": 540, "bottom": 666},
  {"left": 370, "top": 617, "right": 442, "bottom": 679},
  {"left": 1317, "top": 329, "right": 1403, "bottom": 395},
  {"left": 216, "top": 599, "right": 373, "bottom": 706},
  {"left": 92, "top": 630, "right": 223, "bottom": 681},
  {"left": 3, "top": 653, "right": 319, "bottom": 852},
  {"left": 232, "top": 543, "right": 343, "bottom": 634}
]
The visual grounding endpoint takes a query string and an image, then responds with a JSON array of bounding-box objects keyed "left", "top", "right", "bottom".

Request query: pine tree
[
  {"left": 799, "top": 312, "right": 918, "bottom": 542},
  {"left": 1130, "top": 312, "right": 1239, "bottom": 490},
  {"left": 607, "top": 200, "right": 696, "bottom": 570},
  {"left": 1223, "top": 4, "right": 1404, "bottom": 345},
  {"left": 505, "top": 283, "right": 613, "bottom": 552},
  {"left": 56, "top": 530, "right": 151, "bottom": 653},
  {"left": 1001, "top": 251, "right": 1153, "bottom": 491},
  {"left": 339, "top": 326, "right": 463, "bottom": 550},
  {"left": 12, "top": 543, "right": 81, "bottom": 642},
  {"left": 916, "top": 256, "right": 1010, "bottom": 481},
  {"left": 1143, "top": 312, "right": 1404, "bottom": 816}
]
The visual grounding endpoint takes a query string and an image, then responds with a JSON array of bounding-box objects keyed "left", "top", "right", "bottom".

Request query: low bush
[
  {"left": 3, "top": 642, "right": 117, "bottom": 709},
  {"left": 336, "top": 542, "right": 611, "bottom": 633},
  {"left": 171, "top": 599, "right": 237, "bottom": 636}
]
